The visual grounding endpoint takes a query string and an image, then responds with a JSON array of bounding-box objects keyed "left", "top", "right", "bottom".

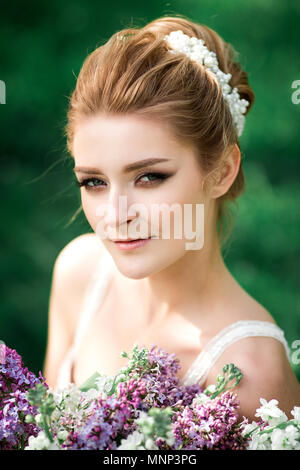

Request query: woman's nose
[{"left": 104, "top": 191, "right": 137, "bottom": 238}]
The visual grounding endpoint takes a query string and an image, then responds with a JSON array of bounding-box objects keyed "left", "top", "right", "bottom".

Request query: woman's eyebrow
[{"left": 73, "top": 157, "right": 171, "bottom": 174}]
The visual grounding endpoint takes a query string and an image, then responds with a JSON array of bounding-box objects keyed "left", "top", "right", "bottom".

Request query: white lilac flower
[
  {"left": 56, "top": 430, "right": 69, "bottom": 441},
  {"left": 241, "top": 420, "right": 260, "bottom": 438},
  {"left": 54, "top": 385, "right": 85, "bottom": 412},
  {"left": 117, "top": 429, "right": 145, "bottom": 450},
  {"left": 247, "top": 432, "right": 271, "bottom": 450},
  {"left": 53, "top": 383, "right": 82, "bottom": 412},
  {"left": 82, "top": 385, "right": 101, "bottom": 398},
  {"left": 291, "top": 406, "right": 300, "bottom": 425},
  {"left": 34, "top": 413, "right": 44, "bottom": 427},
  {"left": 255, "top": 398, "right": 288, "bottom": 426},
  {"left": 25, "top": 431, "right": 59, "bottom": 450},
  {"left": 48, "top": 383, "right": 99, "bottom": 439},
  {"left": 284, "top": 424, "right": 300, "bottom": 448},
  {"left": 165, "top": 430, "right": 175, "bottom": 446},
  {"left": 136, "top": 412, "right": 155, "bottom": 430},
  {"left": 95, "top": 374, "right": 111, "bottom": 396},
  {"left": 270, "top": 428, "right": 286, "bottom": 450},
  {"left": 145, "top": 437, "right": 159, "bottom": 450},
  {"left": 269, "top": 425, "right": 300, "bottom": 450},
  {"left": 199, "top": 421, "right": 211, "bottom": 433},
  {"left": 192, "top": 393, "right": 211, "bottom": 406}
]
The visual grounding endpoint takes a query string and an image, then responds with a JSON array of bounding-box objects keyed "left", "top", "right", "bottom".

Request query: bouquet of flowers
[{"left": 0, "top": 341, "right": 299, "bottom": 450}]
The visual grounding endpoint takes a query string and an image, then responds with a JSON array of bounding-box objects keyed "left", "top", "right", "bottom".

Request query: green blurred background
[{"left": 1, "top": 0, "right": 299, "bottom": 382}]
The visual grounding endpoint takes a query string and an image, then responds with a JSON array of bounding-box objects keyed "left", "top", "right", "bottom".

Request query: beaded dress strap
[{"left": 182, "top": 320, "right": 291, "bottom": 387}]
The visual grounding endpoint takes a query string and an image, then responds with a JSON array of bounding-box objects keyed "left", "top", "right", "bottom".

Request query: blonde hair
[{"left": 64, "top": 15, "right": 255, "bottom": 251}]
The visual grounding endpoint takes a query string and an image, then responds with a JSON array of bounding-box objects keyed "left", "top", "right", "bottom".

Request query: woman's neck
[{"left": 114, "top": 234, "right": 233, "bottom": 327}]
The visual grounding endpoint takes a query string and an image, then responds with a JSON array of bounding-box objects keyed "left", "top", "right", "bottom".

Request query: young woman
[{"left": 43, "top": 16, "right": 300, "bottom": 423}]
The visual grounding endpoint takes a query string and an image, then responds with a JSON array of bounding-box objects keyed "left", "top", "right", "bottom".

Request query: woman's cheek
[{"left": 81, "top": 195, "right": 99, "bottom": 231}]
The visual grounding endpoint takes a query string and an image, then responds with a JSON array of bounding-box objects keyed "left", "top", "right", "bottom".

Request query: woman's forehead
[{"left": 72, "top": 114, "right": 196, "bottom": 167}]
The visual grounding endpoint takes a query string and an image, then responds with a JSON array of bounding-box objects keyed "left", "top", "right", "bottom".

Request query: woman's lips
[{"left": 113, "top": 237, "right": 153, "bottom": 251}]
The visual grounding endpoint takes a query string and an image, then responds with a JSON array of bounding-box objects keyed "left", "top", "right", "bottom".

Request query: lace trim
[{"left": 182, "top": 320, "right": 291, "bottom": 388}]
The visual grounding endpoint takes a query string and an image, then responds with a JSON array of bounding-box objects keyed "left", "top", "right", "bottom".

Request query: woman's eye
[
  {"left": 135, "top": 172, "right": 170, "bottom": 186},
  {"left": 75, "top": 177, "right": 104, "bottom": 190},
  {"left": 75, "top": 172, "right": 171, "bottom": 192}
]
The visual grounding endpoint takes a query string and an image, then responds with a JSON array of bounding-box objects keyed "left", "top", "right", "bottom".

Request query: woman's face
[{"left": 73, "top": 113, "right": 213, "bottom": 279}]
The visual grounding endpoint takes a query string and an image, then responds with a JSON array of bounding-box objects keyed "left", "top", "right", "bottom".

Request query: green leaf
[
  {"left": 78, "top": 371, "right": 102, "bottom": 392},
  {"left": 203, "top": 363, "right": 243, "bottom": 399}
]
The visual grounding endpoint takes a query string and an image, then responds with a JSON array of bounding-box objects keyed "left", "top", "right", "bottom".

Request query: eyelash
[{"left": 75, "top": 172, "right": 171, "bottom": 191}]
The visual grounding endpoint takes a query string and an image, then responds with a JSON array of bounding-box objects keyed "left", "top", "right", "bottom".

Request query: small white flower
[
  {"left": 51, "top": 409, "right": 61, "bottom": 421},
  {"left": 165, "top": 430, "right": 175, "bottom": 446},
  {"left": 199, "top": 421, "right": 211, "bottom": 433},
  {"left": 284, "top": 424, "right": 300, "bottom": 448},
  {"left": 35, "top": 413, "right": 44, "bottom": 426},
  {"left": 136, "top": 413, "right": 155, "bottom": 429},
  {"left": 95, "top": 374, "right": 111, "bottom": 395},
  {"left": 291, "top": 406, "right": 300, "bottom": 425},
  {"left": 136, "top": 410, "right": 148, "bottom": 420},
  {"left": 57, "top": 430, "right": 69, "bottom": 441},
  {"left": 247, "top": 432, "right": 271, "bottom": 450},
  {"left": 83, "top": 387, "right": 101, "bottom": 401},
  {"left": 48, "top": 442, "right": 60, "bottom": 450},
  {"left": 255, "top": 398, "right": 288, "bottom": 426},
  {"left": 270, "top": 428, "right": 286, "bottom": 450},
  {"left": 192, "top": 393, "right": 211, "bottom": 406},
  {"left": 24, "top": 430, "right": 58, "bottom": 450},
  {"left": 145, "top": 437, "right": 158, "bottom": 450},
  {"left": 117, "top": 430, "right": 144, "bottom": 450},
  {"left": 240, "top": 421, "right": 260, "bottom": 437}
]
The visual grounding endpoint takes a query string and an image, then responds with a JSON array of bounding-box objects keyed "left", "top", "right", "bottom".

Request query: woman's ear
[{"left": 209, "top": 144, "right": 241, "bottom": 199}]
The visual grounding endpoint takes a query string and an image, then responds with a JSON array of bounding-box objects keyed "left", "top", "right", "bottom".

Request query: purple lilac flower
[
  {"left": 117, "top": 377, "right": 147, "bottom": 410},
  {"left": 170, "top": 391, "right": 251, "bottom": 450},
  {"left": 0, "top": 346, "right": 47, "bottom": 394},
  {"left": 128, "top": 345, "right": 204, "bottom": 410},
  {"left": 61, "top": 395, "right": 134, "bottom": 450},
  {"left": 0, "top": 345, "right": 47, "bottom": 450},
  {"left": 1, "top": 343, "right": 253, "bottom": 450}
]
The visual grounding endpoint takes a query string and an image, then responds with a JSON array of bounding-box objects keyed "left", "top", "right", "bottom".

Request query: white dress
[{"left": 55, "top": 249, "right": 291, "bottom": 391}]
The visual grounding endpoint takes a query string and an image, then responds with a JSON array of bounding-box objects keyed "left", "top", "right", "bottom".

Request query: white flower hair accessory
[{"left": 163, "top": 30, "right": 250, "bottom": 137}]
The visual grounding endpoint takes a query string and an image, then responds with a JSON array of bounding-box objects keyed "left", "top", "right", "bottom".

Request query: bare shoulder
[
  {"left": 55, "top": 232, "right": 105, "bottom": 284},
  {"left": 202, "top": 279, "right": 300, "bottom": 421},
  {"left": 203, "top": 332, "right": 300, "bottom": 423}
]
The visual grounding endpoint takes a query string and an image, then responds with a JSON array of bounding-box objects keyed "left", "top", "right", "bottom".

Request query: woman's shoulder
[
  {"left": 57, "top": 232, "right": 104, "bottom": 258},
  {"left": 201, "top": 297, "right": 300, "bottom": 421},
  {"left": 55, "top": 233, "right": 105, "bottom": 279},
  {"left": 204, "top": 328, "right": 299, "bottom": 422}
]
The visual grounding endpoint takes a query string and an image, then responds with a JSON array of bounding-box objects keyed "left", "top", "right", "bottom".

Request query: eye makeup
[{"left": 75, "top": 171, "right": 173, "bottom": 191}]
